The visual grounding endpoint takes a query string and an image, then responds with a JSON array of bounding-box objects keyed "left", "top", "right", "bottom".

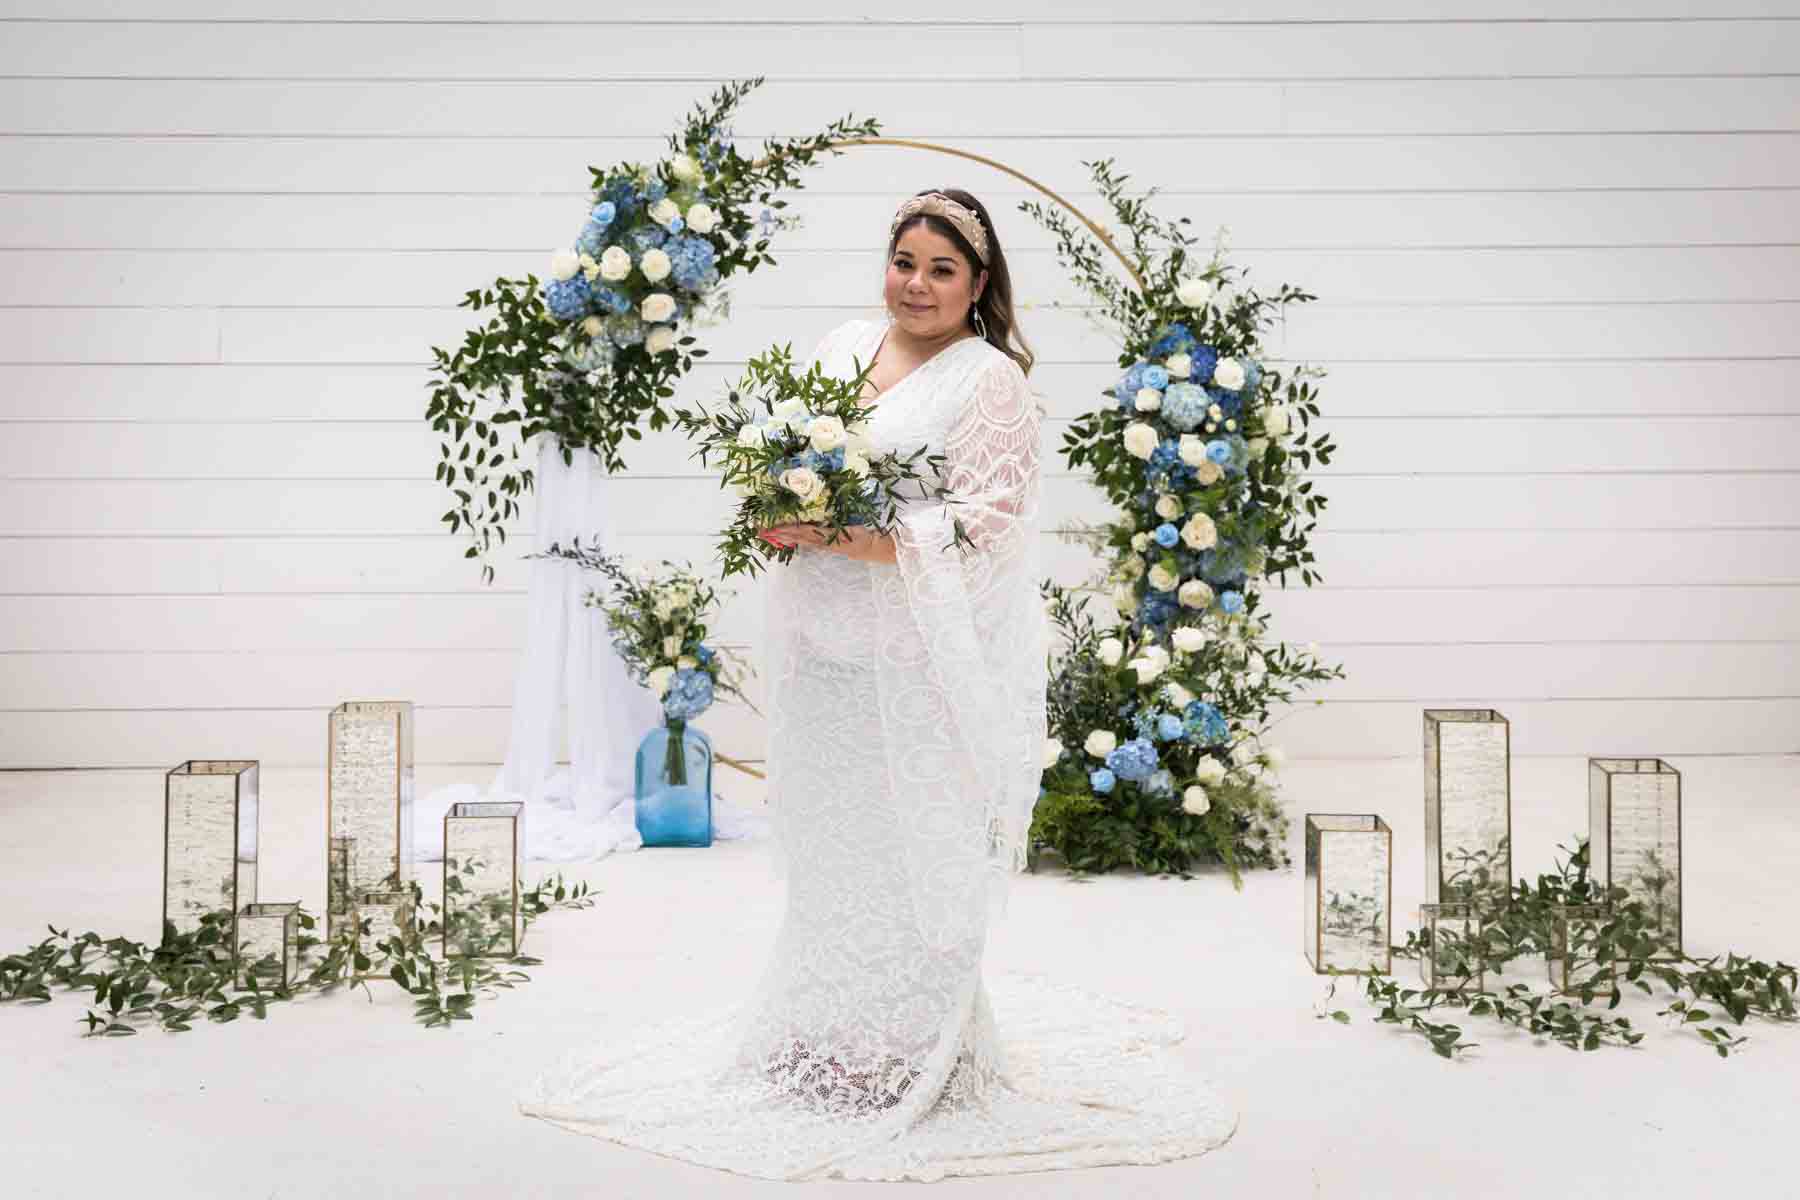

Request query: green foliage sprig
[
  {"left": 425, "top": 77, "right": 881, "bottom": 582},
  {"left": 0, "top": 873, "right": 595, "bottom": 1038}
]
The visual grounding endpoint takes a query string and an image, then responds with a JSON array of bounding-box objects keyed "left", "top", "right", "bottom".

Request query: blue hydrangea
[
  {"left": 644, "top": 179, "right": 668, "bottom": 205},
  {"left": 1148, "top": 438, "right": 1180, "bottom": 474},
  {"left": 1146, "top": 769, "right": 1174, "bottom": 796},
  {"left": 604, "top": 313, "right": 646, "bottom": 347},
  {"left": 1132, "top": 708, "right": 1161, "bottom": 740},
  {"left": 1219, "top": 590, "right": 1245, "bottom": 614},
  {"left": 667, "top": 235, "right": 718, "bottom": 293},
  {"left": 596, "top": 178, "right": 640, "bottom": 220},
  {"left": 693, "top": 644, "right": 715, "bottom": 664},
  {"left": 1105, "top": 737, "right": 1160, "bottom": 782},
  {"left": 543, "top": 276, "right": 592, "bottom": 321},
  {"left": 1137, "top": 592, "right": 1177, "bottom": 628},
  {"left": 1089, "top": 767, "right": 1116, "bottom": 795},
  {"left": 575, "top": 221, "right": 610, "bottom": 257},
  {"left": 1143, "top": 364, "right": 1170, "bottom": 390},
  {"left": 1211, "top": 386, "right": 1245, "bottom": 420},
  {"left": 626, "top": 225, "right": 667, "bottom": 256},
  {"left": 668, "top": 216, "right": 685, "bottom": 234},
  {"left": 1190, "top": 345, "right": 1219, "bottom": 383},
  {"left": 662, "top": 667, "right": 715, "bottom": 721},
  {"left": 1148, "top": 323, "right": 1199, "bottom": 359},
  {"left": 1153, "top": 522, "right": 1180, "bottom": 549},
  {"left": 1240, "top": 360, "right": 1263, "bottom": 401},
  {"left": 1184, "top": 701, "right": 1230, "bottom": 745},
  {"left": 1156, "top": 713, "right": 1185, "bottom": 741},
  {"left": 591, "top": 285, "right": 631, "bottom": 316},
  {"left": 1161, "top": 381, "right": 1210, "bottom": 432},
  {"left": 1114, "top": 362, "right": 1151, "bottom": 410}
]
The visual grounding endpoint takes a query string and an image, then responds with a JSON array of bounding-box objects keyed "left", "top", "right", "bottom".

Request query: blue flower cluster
[
  {"left": 1105, "top": 737, "right": 1160, "bottom": 783},
  {"left": 1183, "top": 700, "right": 1230, "bottom": 745},
  {"left": 662, "top": 667, "right": 715, "bottom": 721}
]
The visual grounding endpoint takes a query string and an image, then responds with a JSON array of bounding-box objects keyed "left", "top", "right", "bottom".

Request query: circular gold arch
[{"left": 757, "top": 136, "right": 1146, "bottom": 294}]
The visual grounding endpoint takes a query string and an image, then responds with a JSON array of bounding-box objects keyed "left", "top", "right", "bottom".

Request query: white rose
[
  {"left": 1176, "top": 277, "right": 1214, "bottom": 308},
  {"left": 842, "top": 452, "right": 870, "bottom": 478},
  {"left": 1097, "top": 636, "right": 1124, "bottom": 666},
  {"left": 550, "top": 250, "right": 580, "bottom": 281},
  {"left": 735, "top": 423, "right": 765, "bottom": 448},
  {"left": 677, "top": 654, "right": 698, "bottom": 669},
  {"left": 670, "top": 153, "right": 704, "bottom": 183},
  {"left": 1119, "top": 554, "right": 1144, "bottom": 581},
  {"left": 1162, "top": 681, "right": 1195, "bottom": 709},
  {"left": 647, "top": 666, "right": 675, "bottom": 697},
  {"left": 1180, "top": 512, "right": 1218, "bottom": 551},
  {"left": 685, "top": 203, "right": 719, "bottom": 234},
  {"left": 808, "top": 414, "right": 846, "bottom": 453},
  {"left": 645, "top": 326, "right": 677, "bottom": 356},
  {"left": 1231, "top": 739, "right": 1259, "bottom": 766},
  {"left": 648, "top": 197, "right": 682, "bottom": 228},
  {"left": 1084, "top": 730, "right": 1117, "bottom": 758},
  {"left": 1179, "top": 579, "right": 1214, "bottom": 610},
  {"left": 641, "top": 292, "right": 676, "bottom": 323},
  {"left": 662, "top": 635, "right": 682, "bottom": 657},
  {"left": 1112, "top": 583, "right": 1136, "bottom": 613},
  {"left": 1148, "top": 563, "right": 1179, "bottom": 592},
  {"left": 1043, "top": 737, "right": 1064, "bottom": 768},
  {"left": 1196, "top": 460, "right": 1224, "bottom": 486},
  {"left": 1128, "top": 656, "right": 1165, "bottom": 685},
  {"left": 1122, "top": 422, "right": 1159, "bottom": 460},
  {"left": 1165, "top": 352, "right": 1192, "bottom": 378},
  {"left": 1154, "top": 494, "right": 1182, "bottom": 520},
  {"left": 599, "top": 246, "right": 633, "bottom": 282},
  {"left": 1130, "top": 531, "right": 1150, "bottom": 553},
  {"left": 1248, "top": 436, "right": 1269, "bottom": 460},
  {"left": 1172, "top": 625, "right": 1209, "bottom": 653},
  {"left": 1213, "top": 357, "right": 1247, "bottom": 391},
  {"left": 779, "top": 466, "right": 824, "bottom": 503},
  {"left": 640, "top": 248, "right": 672, "bottom": 283},
  {"left": 1178, "top": 434, "right": 1207, "bottom": 467},
  {"left": 1265, "top": 746, "right": 1288, "bottom": 771},
  {"left": 1193, "top": 759, "right": 1227, "bottom": 787},
  {"left": 580, "top": 315, "right": 604, "bottom": 337},
  {"left": 1134, "top": 387, "right": 1163, "bottom": 413},
  {"left": 1181, "top": 785, "right": 1211, "bottom": 816},
  {"left": 771, "top": 397, "right": 805, "bottom": 421},
  {"left": 1264, "top": 405, "right": 1291, "bottom": 436}
]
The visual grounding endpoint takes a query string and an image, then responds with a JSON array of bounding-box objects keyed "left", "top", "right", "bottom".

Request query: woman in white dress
[{"left": 519, "top": 189, "right": 1237, "bottom": 1181}]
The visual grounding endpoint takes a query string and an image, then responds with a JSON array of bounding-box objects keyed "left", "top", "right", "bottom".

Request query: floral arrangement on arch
[
  {"left": 425, "top": 77, "right": 881, "bottom": 581},
  {"left": 1023, "top": 160, "right": 1344, "bottom": 879}
]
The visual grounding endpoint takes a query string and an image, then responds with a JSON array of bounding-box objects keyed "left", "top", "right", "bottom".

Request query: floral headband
[{"left": 889, "top": 192, "right": 990, "bottom": 266}]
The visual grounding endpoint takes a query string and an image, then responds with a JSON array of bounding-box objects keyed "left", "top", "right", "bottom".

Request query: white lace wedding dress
[{"left": 518, "top": 317, "right": 1238, "bottom": 1181}]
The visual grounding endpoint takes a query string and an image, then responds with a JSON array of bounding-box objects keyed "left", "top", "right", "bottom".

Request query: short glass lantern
[
  {"left": 1304, "top": 814, "right": 1393, "bottom": 975},
  {"left": 236, "top": 902, "right": 301, "bottom": 990},
  {"left": 163, "top": 760, "right": 259, "bottom": 947},
  {"left": 1423, "top": 710, "right": 1511, "bottom": 908},
  {"left": 327, "top": 701, "right": 414, "bottom": 938},
  {"left": 1419, "top": 902, "right": 1486, "bottom": 993},
  {"left": 1548, "top": 903, "right": 1616, "bottom": 996},
  {"left": 352, "top": 889, "right": 414, "bottom": 975},
  {"left": 443, "top": 801, "right": 524, "bottom": 959},
  {"left": 635, "top": 718, "right": 714, "bottom": 847},
  {"left": 1589, "top": 758, "right": 1682, "bottom": 958}
]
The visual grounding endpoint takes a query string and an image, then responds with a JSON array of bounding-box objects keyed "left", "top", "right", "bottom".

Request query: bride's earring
[{"left": 970, "top": 305, "right": 988, "bottom": 339}]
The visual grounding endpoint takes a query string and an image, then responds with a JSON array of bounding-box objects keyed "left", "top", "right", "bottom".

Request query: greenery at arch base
[{"left": 423, "top": 76, "right": 1341, "bottom": 882}]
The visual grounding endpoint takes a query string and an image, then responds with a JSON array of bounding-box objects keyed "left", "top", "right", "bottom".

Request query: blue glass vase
[{"left": 634, "top": 718, "right": 713, "bottom": 847}]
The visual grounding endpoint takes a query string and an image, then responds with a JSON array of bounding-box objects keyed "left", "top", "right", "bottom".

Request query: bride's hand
[{"left": 762, "top": 523, "right": 898, "bottom": 564}]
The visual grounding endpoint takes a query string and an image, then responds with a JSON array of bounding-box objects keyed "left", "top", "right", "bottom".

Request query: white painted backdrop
[{"left": 2, "top": 1, "right": 1796, "bottom": 769}]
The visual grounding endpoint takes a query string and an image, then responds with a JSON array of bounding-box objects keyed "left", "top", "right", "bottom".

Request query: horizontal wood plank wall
[{"left": 2, "top": 2, "right": 1796, "bottom": 765}]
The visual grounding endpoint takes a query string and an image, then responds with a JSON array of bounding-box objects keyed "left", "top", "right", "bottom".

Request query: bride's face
[{"left": 883, "top": 222, "right": 987, "bottom": 340}]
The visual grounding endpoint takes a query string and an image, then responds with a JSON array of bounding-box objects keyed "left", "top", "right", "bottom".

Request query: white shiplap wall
[{"left": 2, "top": 1, "right": 1797, "bottom": 767}]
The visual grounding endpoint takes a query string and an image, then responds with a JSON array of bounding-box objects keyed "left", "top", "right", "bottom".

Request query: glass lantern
[
  {"left": 635, "top": 718, "right": 714, "bottom": 847},
  {"left": 1423, "top": 709, "right": 1511, "bottom": 909},
  {"left": 1304, "top": 814, "right": 1393, "bottom": 975},
  {"left": 1588, "top": 758, "right": 1682, "bottom": 959},
  {"left": 163, "top": 760, "right": 259, "bottom": 949}
]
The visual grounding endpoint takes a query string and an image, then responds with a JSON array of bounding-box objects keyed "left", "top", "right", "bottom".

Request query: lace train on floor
[{"left": 518, "top": 970, "right": 1237, "bottom": 1183}]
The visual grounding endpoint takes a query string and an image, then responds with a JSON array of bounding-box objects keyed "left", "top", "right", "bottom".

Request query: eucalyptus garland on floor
[
  {"left": 0, "top": 873, "right": 593, "bottom": 1037},
  {"left": 1319, "top": 840, "right": 1797, "bottom": 1060},
  {"left": 1023, "top": 160, "right": 1343, "bottom": 878},
  {"left": 426, "top": 76, "right": 880, "bottom": 581}
]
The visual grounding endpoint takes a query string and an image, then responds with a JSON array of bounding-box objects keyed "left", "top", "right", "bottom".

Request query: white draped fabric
[
  {"left": 416, "top": 437, "right": 762, "bottom": 863},
  {"left": 519, "top": 318, "right": 1238, "bottom": 1180}
]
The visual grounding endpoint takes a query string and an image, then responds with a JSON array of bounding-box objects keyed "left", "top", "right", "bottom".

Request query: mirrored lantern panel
[
  {"left": 353, "top": 890, "right": 415, "bottom": 975},
  {"left": 326, "top": 835, "right": 355, "bottom": 942},
  {"left": 1419, "top": 902, "right": 1485, "bottom": 994},
  {"left": 236, "top": 902, "right": 301, "bottom": 990},
  {"left": 328, "top": 702, "right": 415, "bottom": 924},
  {"left": 163, "top": 760, "right": 259, "bottom": 944},
  {"left": 1549, "top": 903, "right": 1617, "bottom": 996},
  {"left": 1589, "top": 758, "right": 1682, "bottom": 958},
  {"left": 1305, "top": 814, "right": 1392, "bottom": 975},
  {"left": 443, "top": 802, "right": 524, "bottom": 959},
  {"left": 1423, "top": 709, "right": 1511, "bottom": 908}
]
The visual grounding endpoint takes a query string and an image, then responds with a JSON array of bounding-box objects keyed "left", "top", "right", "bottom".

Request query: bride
[{"left": 519, "top": 189, "right": 1238, "bottom": 1181}]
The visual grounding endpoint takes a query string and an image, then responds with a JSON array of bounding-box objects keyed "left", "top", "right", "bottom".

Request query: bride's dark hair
[{"left": 887, "top": 187, "right": 1035, "bottom": 377}]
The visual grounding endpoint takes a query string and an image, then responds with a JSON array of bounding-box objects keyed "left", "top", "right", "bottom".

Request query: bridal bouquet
[{"left": 671, "top": 343, "right": 947, "bottom": 578}]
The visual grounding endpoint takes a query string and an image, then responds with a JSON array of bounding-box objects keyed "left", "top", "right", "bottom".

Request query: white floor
[{"left": 2, "top": 755, "right": 1796, "bottom": 1199}]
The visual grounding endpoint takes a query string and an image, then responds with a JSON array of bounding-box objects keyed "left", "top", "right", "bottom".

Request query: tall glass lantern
[
  {"left": 1588, "top": 758, "right": 1682, "bottom": 958},
  {"left": 163, "top": 760, "right": 259, "bottom": 948},
  {"left": 1304, "top": 814, "right": 1393, "bottom": 975},
  {"left": 327, "top": 701, "right": 414, "bottom": 939},
  {"left": 1423, "top": 709, "right": 1511, "bottom": 908}
]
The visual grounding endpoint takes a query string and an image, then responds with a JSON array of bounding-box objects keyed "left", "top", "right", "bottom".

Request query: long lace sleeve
[{"left": 875, "top": 355, "right": 1050, "bottom": 932}]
